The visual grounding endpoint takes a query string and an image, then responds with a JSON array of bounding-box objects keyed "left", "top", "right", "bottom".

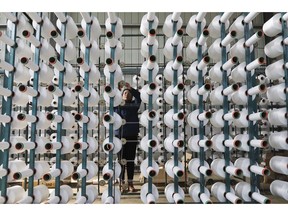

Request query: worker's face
[{"left": 122, "top": 90, "right": 132, "bottom": 102}]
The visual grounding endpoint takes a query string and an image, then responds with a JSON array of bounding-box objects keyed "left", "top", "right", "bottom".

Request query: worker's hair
[{"left": 122, "top": 88, "right": 132, "bottom": 95}]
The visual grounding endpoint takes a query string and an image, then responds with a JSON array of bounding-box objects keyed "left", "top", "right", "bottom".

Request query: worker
[{"left": 114, "top": 82, "right": 141, "bottom": 193}]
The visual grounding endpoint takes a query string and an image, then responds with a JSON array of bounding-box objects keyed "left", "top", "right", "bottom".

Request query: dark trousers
[{"left": 117, "top": 136, "right": 137, "bottom": 182}]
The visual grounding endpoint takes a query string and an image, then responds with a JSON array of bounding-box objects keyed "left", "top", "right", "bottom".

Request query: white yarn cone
[
  {"left": 81, "top": 16, "right": 101, "bottom": 41},
  {"left": 263, "top": 13, "right": 282, "bottom": 37},
  {"left": 140, "top": 109, "right": 159, "bottom": 128},
  {"left": 140, "top": 13, "right": 159, "bottom": 36},
  {"left": 231, "top": 62, "right": 253, "bottom": 82},
  {"left": 234, "top": 157, "right": 270, "bottom": 177},
  {"left": 49, "top": 133, "right": 75, "bottom": 154},
  {"left": 208, "top": 15, "right": 230, "bottom": 38},
  {"left": 105, "top": 13, "right": 123, "bottom": 39},
  {"left": 211, "top": 182, "right": 242, "bottom": 203},
  {"left": 77, "top": 86, "right": 100, "bottom": 107},
  {"left": 18, "top": 185, "right": 49, "bottom": 204},
  {"left": 211, "top": 158, "right": 243, "bottom": 178},
  {"left": 210, "top": 84, "right": 238, "bottom": 105},
  {"left": 75, "top": 111, "right": 99, "bottom": 130},
  {"left": 164, "top": 56, "right": 184, "bottom": 82},
  {"left": 188, "top": 134, "right": 212, "bottom": 152},
  {"left": 102, "top": 136, "right": 122, "bottom": 154},
  {"left": 231, "top": 85, "right": 256, "bottom": 105},
  {"left": 164, "top": 132, "right": 184, "bottom": 153},
  {"left": 264, "top": 36, "right": 283, "bottom": 58},
  {"left": 140, "top": 158, "right": 159, "bottom": 178},
  {"left": 210, "top": 109, "right": 239, "bottom": 128},
  {"left": 211, "top": 133, "right": 234, "bottom": 152},
  {"left": 230, "top": 38, "right": 253, "bottom": 62},
  {"left": 72, "top": 161, "right": 98, "bottom": 181},
  {"left": 103, "top": 58, "right": 123, "bottom": 85},
  {"left": 164, "top": 108, "right": 185, "bottom": 129},
  {"left": 163, "top": 85, "right": 184, "bottom": 106},
  {"left": 140, "top": 29, "right": 159, "bottom": 58},
  {"left": 103, "top": 86, "right": 122, "bottom": 107},
  {"left": 165, "top": 158, "right": 184, "bottom": 178},
  {"left": 188, "top": 158, "right": 212, "bottom": 178},
  {"left": 235, "top": 182, "right": 270, "bottom": 203},
  {"left": 140, "top": 134, "right": 159, "bottom": 153},
  {"left": 229, "top": 15, "right": 252, "bottom": 39},
  {"left": 140, "top": 55, "right": 159, "bottom": 81},
  {"left": 55, "top": 39, "right": 76, "bottom": 61},
  {"left": 268, "top": 107, "right": 287, "bottom": 126},
  {"left": 75, "top": 185, "right": 98, "bottom": 204},
  {"left": 208, "top": 38, "right": 230, "bottom": 62},
  {"left": 56, "top": 16, "right": 78, "bottom": 40},
  {"left": 186, "top": 60, "right": 207, "bottom": 82},
  {"left": 43, "top": 161, "right": 74, "bottom": 181},
  {"left": 186, "top": 15, "right": 206, "bottom": 38},
  {"left": 265, "top": 59, "right": 285, "bottom": 80},
  {"left": 103, "top": 112, "right": 122, "bottom": 130},
  {"left": 163, "top": 13, "right": 183, "bottom": 37},
  {"left": 140, "top": 83, "right": 158, "bottom": 104},
  {"left": 48, "top": 185, "right": 73, "bottom": 204},
  {"left": 186, "top": 38, "right": 207, "bottom": 61},
  {"left": 270, "top": 180, "right": 288, "bottom": 201},
  {"left": 102, "top": 162, "right": 121, "bottom": 180},
  {"left": 189, "top": 183, "right": 211, "bottom": 203},
  {"left": 0, "top": 186, "right": 25, "bottom": 204},
  {"left": 187, "top": 109, "right": 212, "bottom": 128},
  {"left": 140, "top": 183, "right": 159, "bottom": 204},
  {"left": 163, "top": 29, "right": 183, "bottom": 60},
  {"left": 269, "top": 131, "right": 288, "bottom": 150},
  {"left": 187, "top": 84, "right": 210, "bottom": 105},
  {"left": 267, "top": 83, "right": 286, "bottom": 103},
  {"left": 269, "top": 156, "right": 288, "bottom": 175},
  {"left": 101, "top": 188, "right": 121, "bottom": 204},
  {"left": 165, "top": 183, "right": 185, "bottom": 204},
  {"left": 74, "top": 136, "right": 98, "bottom": 155}
]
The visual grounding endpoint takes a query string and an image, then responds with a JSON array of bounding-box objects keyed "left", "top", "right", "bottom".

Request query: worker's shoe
[{"left": 128, "top": 182, "right": 136, "bottom": 192}]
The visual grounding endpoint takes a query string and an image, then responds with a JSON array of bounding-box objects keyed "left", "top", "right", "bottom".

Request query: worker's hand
[{"left": 125, "top": 82, "right": 131, "bottom": 90}]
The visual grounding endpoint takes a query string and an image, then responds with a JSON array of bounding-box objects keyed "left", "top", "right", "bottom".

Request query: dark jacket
[{"left": 114, "top": 88, "right": 141, "bottom": 138}]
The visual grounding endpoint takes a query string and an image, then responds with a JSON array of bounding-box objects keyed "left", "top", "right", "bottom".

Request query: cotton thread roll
[
  {"left": 268, "top": 108, "right": 287, "bottom": 126},
  {"left": 263, "top": 13, "right": 282, "bottom": 37},
  {"left": 0, "top": 58, "right": 14, "bottom": 71},
  {"left": 102, "top": 162, "right": 121, "bottom": 180},
  {"left": 162, "top": 13, "right": 183, "bottom": 37},
  {"left": 164, "top": 56, "right": 183, "bottom": 82},
  {"left": 140, "top": 134, "right": 159, "bottom": 153},
  {"left": 186, "top": 38, "right": 208, "bottom": 61},
  {"left": 165, "top": 158, "right": 184, "bottom": 178},
  {"left": 75, "top": 185, "right": 98, "bottom": 204},
  {"left": 103, "top": 86, "right": 122, "bottom": 107},
  {"left": 210, "top": 84, "right": 238, "bottom": 105},
  {"left": 165, "top": 183, "right": 185, "bottom": 204},
  {"left": 188, "top": 158, "right": 212, "bottom": 177},
  {"left": 235, "top": 182, "right": 270, "bottom": 203},
  {"left": 75, "top": 136, "right": 98, "bottom": 155},
  {"left": 188, "top": 135, "right": 212, "bottom": 152},
  {"left": 211, "top": 182, "right": 242, "bottom": 204},
  {"left": 140, "top": 29, "right": 159, "bottom": 58},
  {"left": 72, "top": 161, "right": 98, "bottom": 181},
  {"left": 140, "top": 109, "right": 159, "bottom": 128},
  {"left": 211, "top": 158, "right": 243, "bottom": 178},
  {"left": 164, "top": 85, "right": 184, "bottom": 105},
  {"left": 36, "top": 39, "right": 56, "bottom": 62},
  {"left": 38, "top": 16, "right": 56, "bottom": 39},
  {"left": 208, "top": 38, "right": 230, "bottom": 62},
  {"left": 140, "top": 183, "right": 159, "bottom": 204},
  {"left": 55, "top": 39, "right": 76, "bottom": 62},
  {"left": 264, "top": 36, "right": 283, "bottom": 58},
  {"left": 208, "top": 15, "right": 230, "bottom": 38},
  {"left": 211, "top": 133, "right": 235, "bottom": 152},
  {"left": 49, "top": 134, "right": 74, "bottom": 154},
  {"left": 187, "top": 109, "right": 212, "bottom": 128},
  {"left": 270, "top": 180, "right": 288, "bottom": 201},
  {"left": 104, "top": 58, "right": 123, "bottom": 85},
  {"left": 229, "top": 15, "right": 252, "bottom": 39},
  {"left": 267, "top": 83, "right": 286, "bottom": 103},
  {"left": 221, "top": 31, "right": 237, "bottom": 47},
  {"left": 103, "top": 112, "right": 122, "bottom": 130},
  {"left": 105, "top": 12, "right": 123, "bottom": 39},
  {"left": 101, "top": 188, "right": 121, "bottom": 204},
  {"left": 210, "top": 109, "right": 239, "bottom": 128},
  {"left": 269, "top": 156, "right": 288, "bottom": 175},
  {"left": 187, "top": 84, "right": 210, "bottom": 105},
  {"left": 20, "top": 29, "right": 41, "bottom": 47},
  {"left": 18, "top": 185, "right": 49, "bottom": 204},
  {"left": 265, "top": 59, "right": 285, "bottom": 80},
  {"left": 164, "top": 108, "right": 185, "bottom": 128},
  {"left": 245, "top": 31, "right": 263, "bottom": 47},
  {"left": 47, "top": 185, "right": 73, "bottom": 204},
  {"left": 75, "top": 111, "right": 99, "bottom": 130},
  {"left": 78, "top": 29, "right": 91, "bottom": 47},
  {"left": 231, "top": 85, "right": 256, "bottom": 105},
  {"left": 186, "top": 14, "right": 206, "bottom": 38},
  {"left": 140, "top": 158, "right": 159, "bottom": 178},
  {"left": 234, "top": 158, "right": 270, "bottom": 177},
  {"left": 102, "top": 136, "right": 122, "bottom": 154},
  {"left": 140, "top": 55, "right": 159, "bottom": 81},
  {"left": 11, "top": 112, "right": 37, "bottom": 129},
  {"left": 43, "top": 161, "right": 73, "bottom": 181},
  {"left": 140, "top": 13, "right": 159, "bottom": 36},
  {"left": 269, "top": 131, "right": 288, "bottom": 150},
  {"left": 163, "top": 29, "right": 183, "bottom": 60},
  {"left": 0, "top": 186, "right": 25, "bottom": 204},
  {"left": 140, "top": 83, "right": 158, "bottom": 104},
  {"left": 189, "top": 183, "right": 211, "bottom": 203},
  {"left": 164, "top": 132, "right": 184, "bottom": 153}
]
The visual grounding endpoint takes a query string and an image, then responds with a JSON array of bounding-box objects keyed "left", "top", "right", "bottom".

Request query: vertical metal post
[
  {"left": 108, "top": 22, "right": 116, "bottom": 200},
  {"left": 244, "top": 13, "right": 256, "bottom": 201},
  {"left": 197, "top": 20, "right": 205, "bottom": 195},
  {"left": 220, "top": 14, "right": 231, "bottom": 202},
  {"left": 81, "top": 13, "right": 92, "bottom": 198},
  {"left": 147, "top": 20, "right": 153, "bottom": 194},
  {"left": 172, "top": 20, "right": 179, "bottom": 194},
  {"left": 0, "top": 12, "right": 17, "bottom": 198},
  {"left": 28, "top": 12, "right": 42, "bottom": 198},
  {"left": 55, "top": 12, "right": 67, "bottom": 198}
]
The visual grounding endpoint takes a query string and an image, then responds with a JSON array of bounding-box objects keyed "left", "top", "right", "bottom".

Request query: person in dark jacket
[{"left": 114, "top": 82, "right": 141, "bottom": 192}]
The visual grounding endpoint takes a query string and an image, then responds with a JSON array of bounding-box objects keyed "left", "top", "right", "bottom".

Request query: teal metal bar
[
  {"left": 220, "top": 14, "right": 231, "bottom": 202},
  {"left": 108, "top": 22, "right": 116, "bottom": 200},
  {"left": 28, "top": 12, "right": 42, "bottom": 198},
  {"left": 81, "top": 13, "right": 92, "bottom": 198},
  {"left": 172, "top": 20, "right": 179, "bottom": 195},
  {"left": 244, "top": 13, "right": 256, "bottom": 202},
  {"left": 197, "top": 20, "right": 205, "bottom": 195},
  {"left": 55, "top": 12, "right": 67, "bottom": 198},
  {"left": 0, "top": 12, "right": 17, "bottom": 198},
  {"left": 281, "top": 13, "right": 288, "bottom": 128}
]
